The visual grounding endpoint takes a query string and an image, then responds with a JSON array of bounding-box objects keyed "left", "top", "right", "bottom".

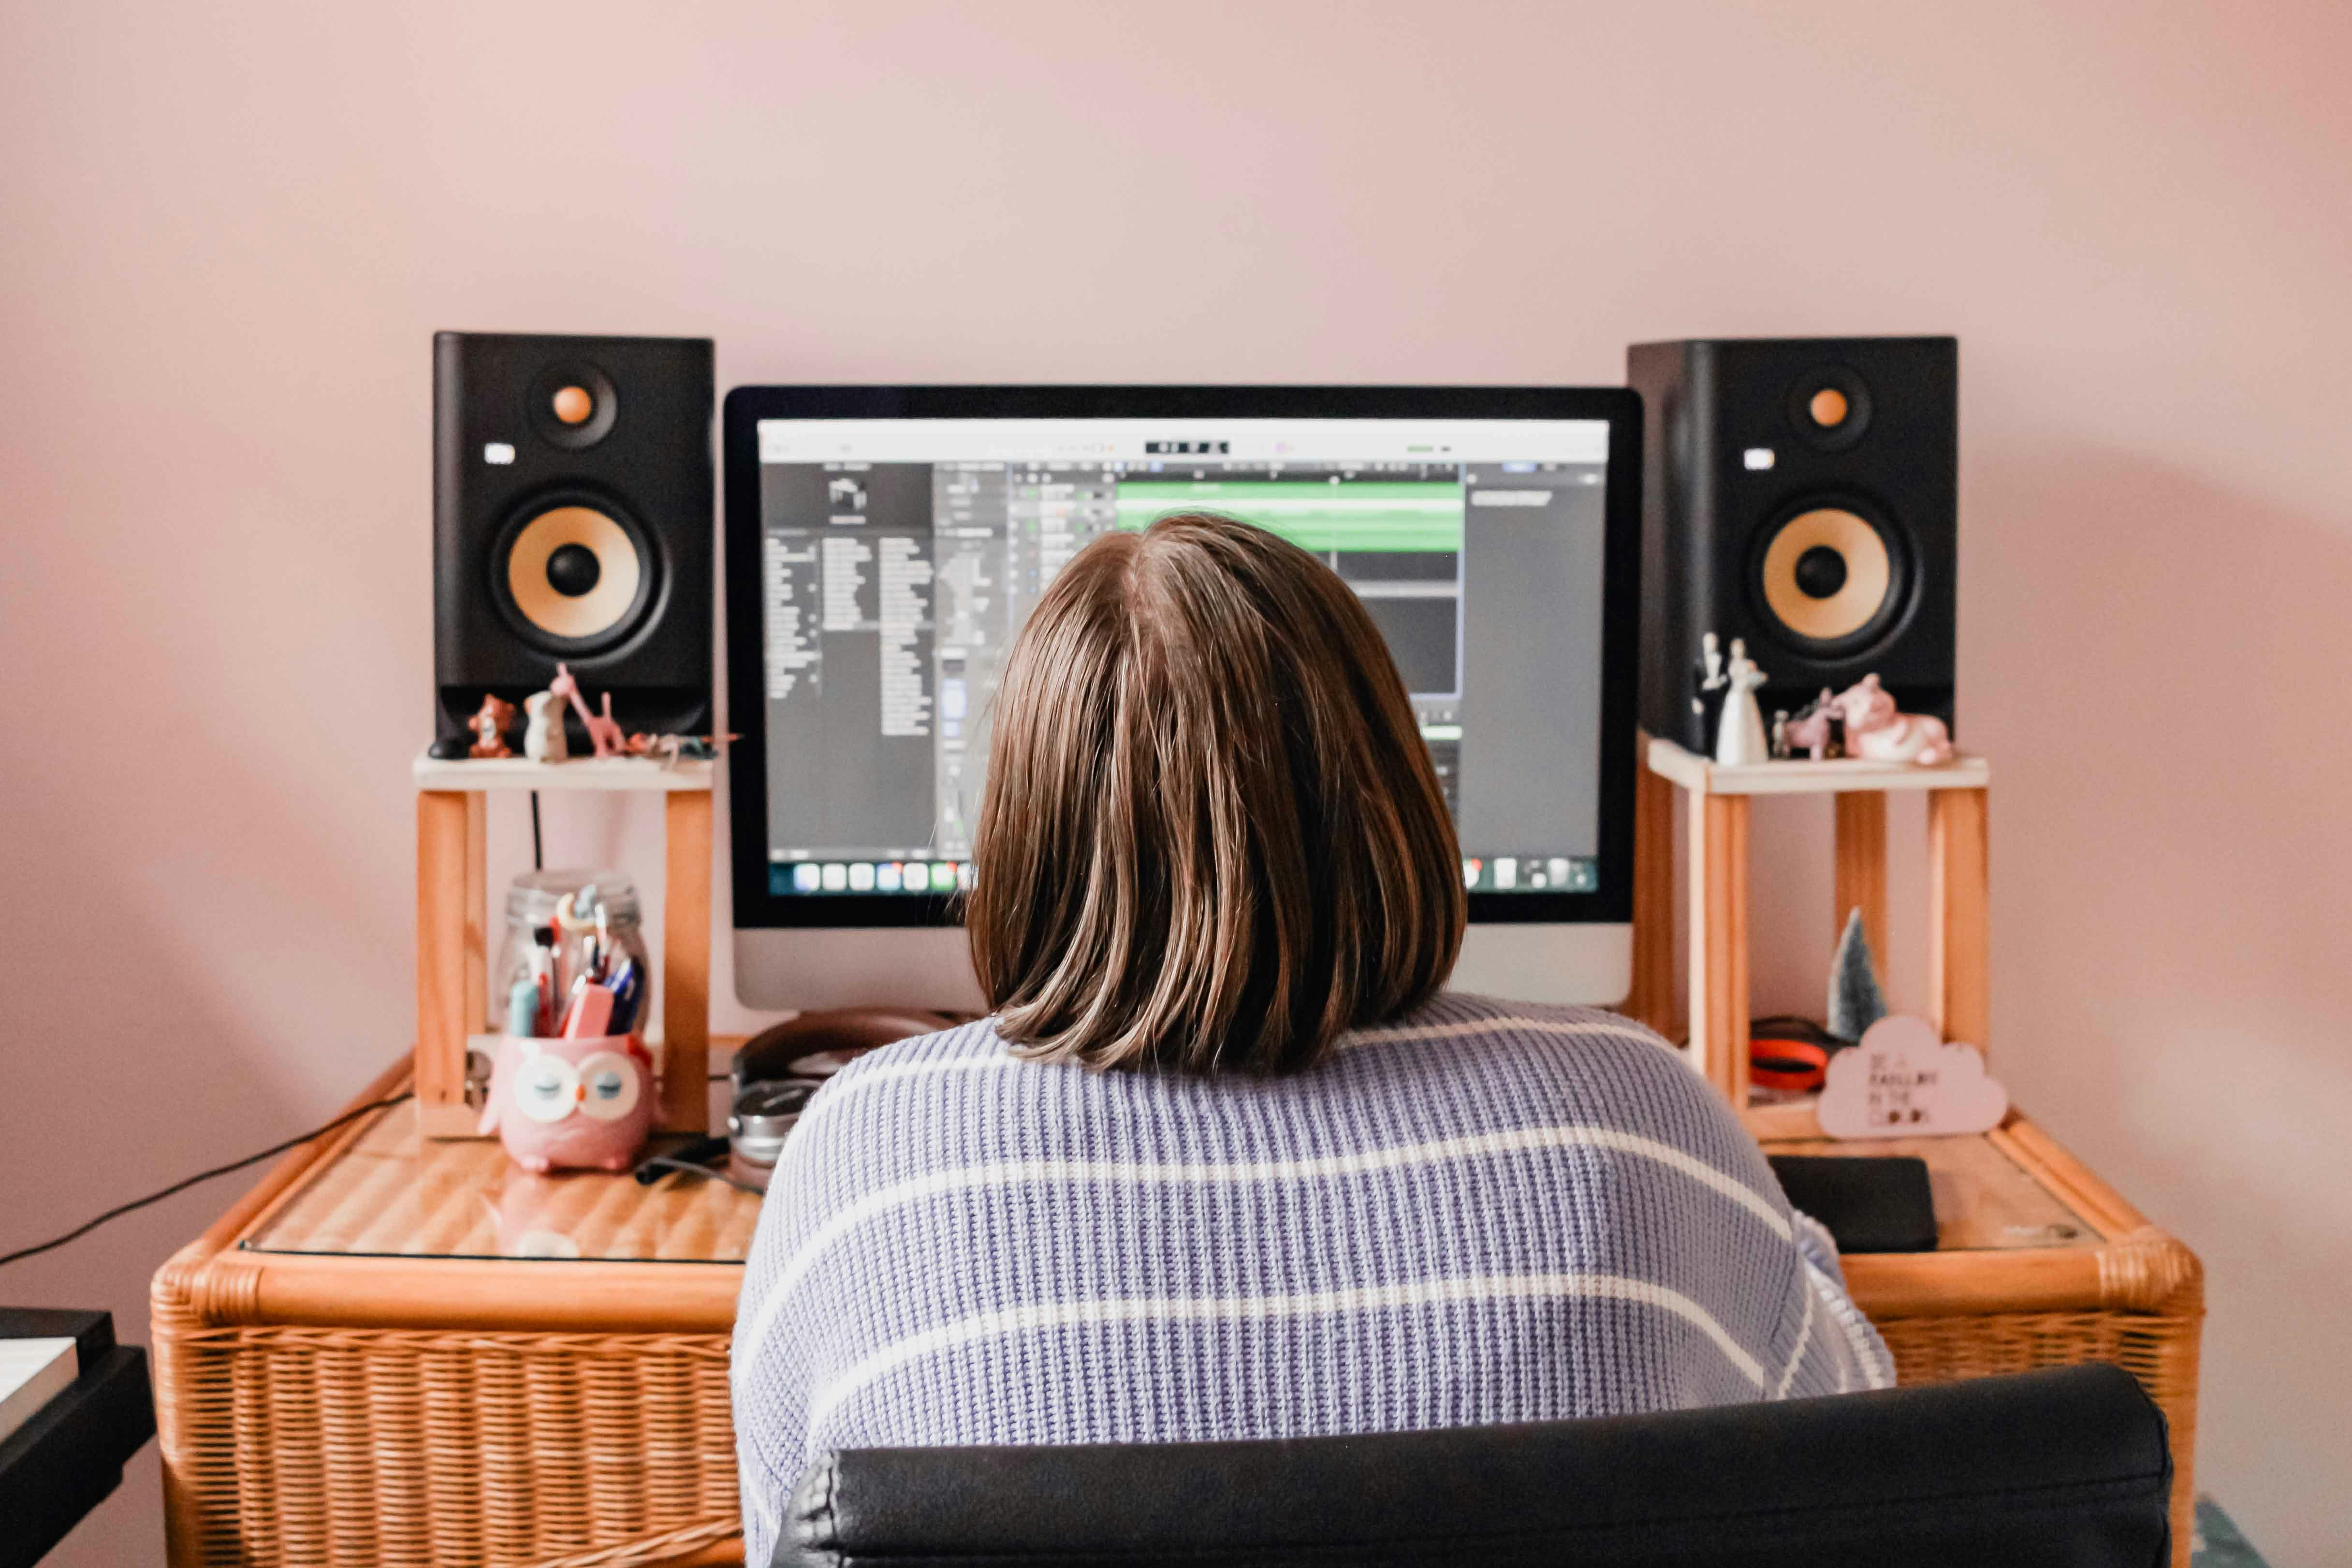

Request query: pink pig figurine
[{"left": 1831, "top": 674, "right": 1954, "bottom": 766}]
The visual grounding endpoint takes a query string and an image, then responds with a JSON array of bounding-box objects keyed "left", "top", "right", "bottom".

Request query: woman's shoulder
[
  {"left": 1355, "top": 990, "right": 1681, "bottom": 1070},
  {"left": 1353, "top": 991, "right": 1755, "bottom": 1156},
  {"left": 771, "top": 1017, "right": 1050, "bottom": 1189},
  {"left": 795, "top": 1016, "right": 1016, "bottom": 1130},
  {"left": 833, "top": 1016, "right": 1009, "bottom": 1073}
]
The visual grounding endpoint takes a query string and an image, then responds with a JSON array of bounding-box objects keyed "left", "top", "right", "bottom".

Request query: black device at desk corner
[
  {"left": 1767, "top": 1154, "right": 1939, "bottom": 1254},
  {"left": 0, "top": 1309, "right": 155, "bottom": 1568}
]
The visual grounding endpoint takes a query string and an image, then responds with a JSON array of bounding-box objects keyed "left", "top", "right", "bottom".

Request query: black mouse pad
[{"left": 1767, "top": 1155, "right": 1938, "bottom": 1253}]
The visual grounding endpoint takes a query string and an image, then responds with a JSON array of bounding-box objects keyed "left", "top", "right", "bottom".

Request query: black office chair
[{"left": 774, "top": 1363, "right": 2170, "bottom": 1567}]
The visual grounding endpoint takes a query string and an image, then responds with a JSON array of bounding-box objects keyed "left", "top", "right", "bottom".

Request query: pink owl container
[{"left": 479, "top": 1033, "right": 657, "bottom": 1173}]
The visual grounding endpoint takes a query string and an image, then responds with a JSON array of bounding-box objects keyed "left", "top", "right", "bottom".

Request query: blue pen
[
  {"left": 507, "top": 977, "right": 541, "bottom": 1037},
  {"left": 606, "top": 957, "right": 641, "bottom": 1035}
]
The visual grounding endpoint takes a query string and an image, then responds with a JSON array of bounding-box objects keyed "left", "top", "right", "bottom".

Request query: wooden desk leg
[
  {"left": 1928, "top": 785, "right": 1990, "bottom": 1055},
  {"left": 660, "top": 790, "right": 714, "bottom": 1133},
  {"left": 1622, "top": 753, "right": 1680, "bottom": 1038},
  {"left": 416, "top": 789, "right": 486, "bottom": 1138},
  {"left": 1688, "top": 792, "right": 1751, "bottom": 1104},
  {"left": 1833, "top": 791, "right": 1889, "bottom": 961}
]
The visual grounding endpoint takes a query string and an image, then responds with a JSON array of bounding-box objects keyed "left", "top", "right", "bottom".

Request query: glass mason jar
[{"left": 492, "top": 870, "right": 652, "bottom": 1042}]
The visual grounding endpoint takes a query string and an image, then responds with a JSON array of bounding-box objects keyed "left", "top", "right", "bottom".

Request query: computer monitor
[{"left": 724, "top": 386, "right": 1641, "bottom": 1012}]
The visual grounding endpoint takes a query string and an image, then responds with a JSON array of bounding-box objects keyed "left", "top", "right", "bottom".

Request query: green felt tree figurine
[{"left": 1827, "top": 908, "right": 1888, "bottom": 1044}]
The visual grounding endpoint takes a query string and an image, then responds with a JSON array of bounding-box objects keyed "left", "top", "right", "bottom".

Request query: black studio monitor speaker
[
  {"left": 1627, "top": 337, "right": 1957, "bottom": 752},
  {"left": 431, "top": 332, "right": 714, "bottom": 756}
]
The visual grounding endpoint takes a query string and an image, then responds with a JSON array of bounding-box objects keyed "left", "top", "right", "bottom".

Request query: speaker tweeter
[{"left": 527, "top": 361, "right": 619, "bottom": 451}]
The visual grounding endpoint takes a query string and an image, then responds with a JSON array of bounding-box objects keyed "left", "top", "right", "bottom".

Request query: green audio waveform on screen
[{"left": 1114, "top": 480, "right": 1464, "bottom": 553}]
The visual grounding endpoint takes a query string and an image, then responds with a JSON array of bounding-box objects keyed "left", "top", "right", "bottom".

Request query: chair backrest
[{"left": 776, "top": 1363, "right": 2169, "bottom": 1568}]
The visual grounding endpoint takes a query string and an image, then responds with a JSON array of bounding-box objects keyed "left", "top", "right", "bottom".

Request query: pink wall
[{"left": 5, "top": 3, "right": 2347, "bottom": 1560}]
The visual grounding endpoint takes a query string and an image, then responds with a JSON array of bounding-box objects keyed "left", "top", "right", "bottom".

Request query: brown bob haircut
[{"left": 967, "top": 512, "right": 1465, "bottom": 1074}]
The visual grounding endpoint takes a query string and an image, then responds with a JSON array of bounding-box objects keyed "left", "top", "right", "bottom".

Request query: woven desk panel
[{"left": 157, "top": 1322, "right": 738, "bottom": 1568}]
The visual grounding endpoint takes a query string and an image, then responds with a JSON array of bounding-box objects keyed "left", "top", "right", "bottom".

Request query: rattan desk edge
[{"left": 154, "top": 1060, "right": 2203, "bottom": 1568}]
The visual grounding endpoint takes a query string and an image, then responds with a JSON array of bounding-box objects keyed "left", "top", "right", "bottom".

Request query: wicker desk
[{"left": 154, "top": 1063, "right": 2202, "bottom": 1568}]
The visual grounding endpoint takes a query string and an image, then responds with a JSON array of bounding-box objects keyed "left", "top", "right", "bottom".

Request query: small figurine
[
  {"left": 1769, "top": 710, "right": 1791, "bottom": 761},
  {"left": 1690, "top": 631, "right": 1730, "bottom": 747},
  {"left": 1783, "top": 689, "right": 1840, "bottom": 761},
  {"left": 478, "top": 1034, "right": 656, "bottom": 1173},
  {"left": 522, "top": 689, "right": 569, "bottom": 762},
  {"left": 1826, "top": 908, "right": 1889, "bottom": 1042},
  {"left": 1832, "top": 674, "right": 1954, "bottom": 766},
  {"left": 625, "top": 731, "right": 739, "bottom": 766},
  {"left": 1713, "top": 639, "right": 1770, "bottom": 766},
  {"left": 550, "top": 663, "right": 626, "bottom": 759},
  {"left": 468, "top": 694, "right": 516, "bottom": 759}
]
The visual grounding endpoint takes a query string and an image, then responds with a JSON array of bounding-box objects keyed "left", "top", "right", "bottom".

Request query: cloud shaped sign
[{"left": 1817, "top": 1014, "right": 2009, "bottom": 1139}]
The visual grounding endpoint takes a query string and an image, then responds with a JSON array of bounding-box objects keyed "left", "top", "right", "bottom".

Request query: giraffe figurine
[{"left": 548, "top": 663, "right": 627, "bottom": 759}]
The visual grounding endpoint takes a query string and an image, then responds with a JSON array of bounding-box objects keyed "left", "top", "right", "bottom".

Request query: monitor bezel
[{"left": 723, "top": 384, "right": 1642, "bottom": 932}]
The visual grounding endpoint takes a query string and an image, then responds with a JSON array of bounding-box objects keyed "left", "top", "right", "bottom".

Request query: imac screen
[{"left": 749, "top": 416, "right": 1613, "bottom": 902}]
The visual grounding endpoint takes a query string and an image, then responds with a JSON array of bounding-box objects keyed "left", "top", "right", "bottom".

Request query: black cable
[
  {"left": 530, "top": 790, "right": 544, "bottom": 871},
  {"left": 0, "top": 1093, "right": 414, "bottom": 1271},
  {"left": 5, "top": 1063, "right": 751, "bottom": 1269}
]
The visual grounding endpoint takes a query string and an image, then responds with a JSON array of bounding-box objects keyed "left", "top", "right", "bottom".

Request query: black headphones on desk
[{"left": 634, "top": 1008, "right": 970, "bottom": 1191}]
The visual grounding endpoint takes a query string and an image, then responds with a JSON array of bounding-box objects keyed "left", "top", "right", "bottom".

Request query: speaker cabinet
[
  {"left": 1628, "top": 337, "right": 1956, "bottom": 752},
  {"left": 432, "top": 332, "right": 714, "bottom": 755}
]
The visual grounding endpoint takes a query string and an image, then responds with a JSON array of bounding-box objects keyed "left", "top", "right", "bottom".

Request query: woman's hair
[{"left": 967, "top": 513, "right": 1465, "bottom": 1074}]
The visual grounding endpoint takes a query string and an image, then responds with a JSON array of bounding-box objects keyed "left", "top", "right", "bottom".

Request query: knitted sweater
[{"left": 730, "top": 993, "right": 1893, "bottom": 1564}]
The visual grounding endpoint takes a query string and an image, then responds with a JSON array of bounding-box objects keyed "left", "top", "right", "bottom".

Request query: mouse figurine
[
  {"left": 522, "top": 688, "right": 569, "bottom": 762},
  {"left": 468, "top": 694, "right": 517, "bottom": 759}
]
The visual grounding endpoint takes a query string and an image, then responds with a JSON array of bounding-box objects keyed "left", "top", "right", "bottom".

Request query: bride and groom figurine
[
  {"left": 1695, "top": 632, "right": 1772, "bottom": 766},
  {"left": 1695, "top": 632, "right": 1954, "bottom": 768}
]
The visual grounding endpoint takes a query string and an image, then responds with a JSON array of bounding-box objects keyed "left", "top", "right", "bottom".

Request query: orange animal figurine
[{"left": 468, "top": 694, "right": 517, "bottom": 758}]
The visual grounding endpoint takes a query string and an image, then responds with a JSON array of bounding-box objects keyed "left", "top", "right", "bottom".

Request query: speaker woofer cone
[
  {"left": 494, "top": 497, "right": 657, "bottom": 653},
  {"left": 1752, "top": 499, "right": 1910, "bottom": 656}
]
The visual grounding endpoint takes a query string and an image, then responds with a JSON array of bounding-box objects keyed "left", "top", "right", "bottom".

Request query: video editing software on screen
[{"left": 755, "top": 418, "right": 1609, "bottom": 898}]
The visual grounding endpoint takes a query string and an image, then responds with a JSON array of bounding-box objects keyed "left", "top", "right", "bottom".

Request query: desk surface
[
  {"left": 243, "top": 1112, "right": 762, "bottom": 1262},
  {"left": 240, "top": 1100, "right": 2094, "bottom": 1265}
]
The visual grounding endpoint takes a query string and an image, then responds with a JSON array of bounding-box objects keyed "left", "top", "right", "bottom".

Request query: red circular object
[{"left": 1749, "top": 1036, "right": 1830, "bottom": 1093}]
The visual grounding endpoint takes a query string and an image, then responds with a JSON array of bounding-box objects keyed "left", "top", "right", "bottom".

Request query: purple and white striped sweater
[{"left": 731, "top": 993, "right": 1892, "bottom": 1563}]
